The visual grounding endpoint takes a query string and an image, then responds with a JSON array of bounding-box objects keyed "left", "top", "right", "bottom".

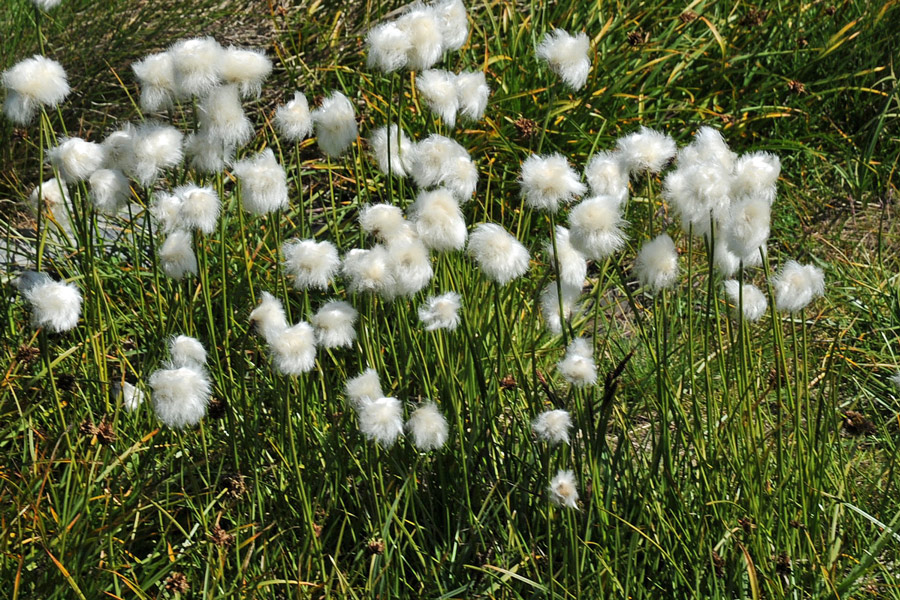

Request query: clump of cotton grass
[
  {"left": 409, "top": 188, "right": 467, "bottom": 252},
  {"left": 397, "top": 4, "right": 445, "bottom": 71},
  {"left": 128, "top": 122, "right": 184, "bottom": 186},
  {"left": 173, "top": 184, "right": 220, "bottom": 235},
  {"left": 184, "top": 130, "right": 233, "bottom": 173},
  {"left": 282, "top": 238, "right": 341, "bottom": 290},
  {"left": 540, "top": 282, "right": 581, "bottom": 335},
  {"left": 343, "top": 246, "right": 397, "bottom": 298},
  {"left": 519, "top": 153, "right": 586, "bottom": 212},
  {"left": 532, "top": 409, "right": 572, "bottom": 445},
  {"left": 388, "top": 238, "right": 434, "bottom": 296},
  {"left": 345, "top": 368, "right": 384, "bottom": 410},
  {"left": 248, "top": 292, "right": 288, "bottom": 343},
  {"left": 468, "top": 223, "right": 530, "bottom": 285},
  {"left": 418, "top": 292, "right": 462, "bottom": 331},
  {"left": 275, "top": 91, "right": 313, "bottom": 142},
  {"left": 435, "top": 0, "right": 468, "bottom": 50},
  {"left": 370, "top": 125, "right": 415, "bottom": 178},
  {"left": 311, "top": 91, "right": 357, "bottom": 158},
  {"left": 366, "top": 21, "right": 412, "bottom": 73},
  {"left": 169, "top": 37, "right": 223, "bottom": 97},
  {"left": 28, "top": 178, "right": 71, "bottom": 228},
  {"left": 557, "top": 337, "right": 597, "bottom": 388},
  {"left": 149, "top": 336, "right": 210, "bottom": 429},
  {"left": 732, "top": 151, "right": 780, "bottom": 204},
  {"left": 536, "top": 29, "right": 591, "bottom": 90},
  {"left": 663, "top": 159, "right": 733, "bottom": 237},
  {"left": 584, "top": 151, "right": 629, "bottom": 205},
  {"left": 417, "top": 69, "right": 459, "bottom": 126},
  {"left": 2, "top": 55, "right": 70, "bottom": 124},
  {"left": 89, "top": 169, "right": 130, "bottom": 215},
  {"left": 159, "top": 230, "right": 197, "bottom": 280},
  {"left": 221, "top": 46, "right": 272, "bottom": 97},
  {"left": 635, "top": 233, "right": 679, "bottom": 294},
  {"left": 568, "top": 195, "right": 628, "bottom": 260},
  {"left": 617, "top": 126, "right": 677, "bottom": 175},
  {"left": 359, "top": 396, "right": 405, "bottom": 446},
  {"left": 197, "top": 84, "right": 253, "bottom": 147},
  {"left": 407, "top": 402, "right": 449, "bottom": 450},
  {"left": 118, "top": 381, "right": 145, "bottom": 412},
  {"left": 772, "top": 260, "right": 825, "bottom": 313},
  {"left": 269, "top": 322, "right": 317, "bottom": 375},
  {"left": 359, "top": 204, "right": 413, "bottom": 243},
  {"left": 311, "top": 300, "right": 358, "bottom": 349},
  {"left": 544, "top": 226, "right": 587, "bottom": 287},
  {"left": 16, "top": 271, "right": 82, "bottom": 333},
  {"left": 131, "top": 52, "right": 177, "bottom": 112},
  {"left": 723, "top": 280, "right": 768, "bottom": 322},
  {"left": 48, "top": 137, "right": 105, "bottom": 182},
  {"left": 409, "top": 134, "right": 477, "bottom": 201},
  {"left": 455, "top": 71, "right": 489, "bottom": 121},
  {"left": 548, "top": 469, "right": 579, "bottom": 508},
  {"left": 233, "top": 149, "right": 288, "bottom": 214}
]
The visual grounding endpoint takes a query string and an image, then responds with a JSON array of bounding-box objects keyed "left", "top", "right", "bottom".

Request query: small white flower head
[
  {"left": 617, "top": 126, "right": 677, "bottom": 175},
  {"left": 520, "top": 153, "right": 586, "bottom": 212},
  {"left": 455, "top": 70, "right": 489, "bottom": 121},
  {"left": 540, "top": 281, "right": 581, "bottom": 335},
  {"left": 174, "top": 184, "right": 220, "bottom": 235},
  {"left": 159, "top": 230, "right": 198, "bottom": 280},
  {"left": 387, "top": 238, "right": 433, "bottom": 297},
  {"left": 397, "top": 4, "right": 445, "bottom": 71},
  {"left": 544, "top": 226, "right": 587, "bottom": 287},
  {"left": 409, "top": 133, "right": 466, "bottom": 188},
  {"left": 410, "top": 188, "right": 467, "bottom": 252},
  {"left": 169, "top": 36, "right": 224, "bottom": 97},
  {"left": 343, "top": 246, "right": 397, "bottom": 298},
  {"left": 184, "top": 130, "right": 233, "bottom": 173},
  {"left": 772, "top": 260, "right": 825, "bottom": 313},
  {"left": 129, "top": 122, "right": 184, "bottom": 186},
  {"left": 418, "top": 69, "right": 459, "bottom": 126},
  {"left": 890, "top": 371, "right": 900, "bottom": 391},
  {"left": 17, "top": 271, "right": 81, "bottom": 332},
  {"left": 233, "top": 148, "right": 289, "bottom": 215},
  {"left": 311, "top": 91, "right": 357, "bottom": 157},
  {"left": 549, "top": 469, "right": 579, "bottom": 508},
  {"left": 359, "top": 396, "right": 404, "bottom": 446},
  {"left": 568, "top": 195, "right": 628, "bottom": 261},
  {"left": 311, "top": 300, "right": 358, "bottom": 349},
  {"left": 148, "top": 365, "right": 210, "bottom": 429},
  {"left": 275, "top": 91, "right": 313, "bottom": 142},
  {"left": 536, "top": 29, "right": 591, "bottom": 90},
  {"left": 270, "top": 321, "right": 317, "bottom": 375},
  {"left": 418, "top": 291, "right": 462, "bottom": 331},
  {"left": 150, "top": 191, "right": 183, "bottom": 234},
  {"left": 359, "top": 203, "right": 410, "bottom": 243},
  {"left": 101, "top": 124, "right": 136, "bottom": 172},
  {"left": 48, "top": 137, "right": 105, "bottom": 182},
  {"left": 198, "top": 84, "right": 253, "bottom": 147},
  {"left": 584, "top": 151, "right": 629, "bottom": 204},
  {"left": 441, "top": 154, "right": 479, "bottom": 202},
  {"left": 678, "top": 126, "right": 735, "bottom": 172},
  {"left": 557, "top": 337, "right": 597, "bottom": 387},
  {"left": 169, "top": 335, "right": 207, "bottom": 369},
  {"left": 2, "top": 55, "right": 69, "bottom": 124},
  {"left": 370, "top": 124, "right": 415, "bottom": 178},
  {"left": 663, "top": 161, "right": 733, "bottom": 237},
  {"left": 249, "top": 291, "right": 288, "bottom": 344},
  {"left": 132, "top": 52, "right": 177, "bottom": 112},
  {"left": 89, "top": 168, "right": 130, "bottom": 215},
  {"left": 532, "top": 409, "right": 572, "bottom": 445},
  {"left": 468, "top": 223, "right": 530, "bottom": 285},
  {"left": 407, "top": 401, "right": 449, "bottom": 450},
  {"left": 732, "top": 151, "right": 780, "bottom": 203},
  {"left": 435, "top": 0, "right": 468, "bottom": 50},
  {"left": 345, "top": 368, "right": 384, "bottom": 410},
  {"left": 28, "top": 178, "right": 71, "bottom": 228},
  {"left": 221, "top": 46, "right": 271, "bottom": 97},
  {"left": 635, "top": 233, "right": 679, "bottom": 294},
  {"left": 366, "top": 22, "right": 412, "bottom": 73},
  {"left": 282, "top": 238, "right": 341, "bottom": 290},
  {"left": 723, "top": 195, "right": 770, "bottom": 259},
  {"left": 32, "top": 0, "right": 64, "bottom": 10},
  {"left": 723, "top": 280, "right": 768, "bottom": 322},
  {"left": 714, "top": 237, "right": 765, "bottom": 277},
  {"left": 119, "top": 381, "right": 145, "bottom": 412}
]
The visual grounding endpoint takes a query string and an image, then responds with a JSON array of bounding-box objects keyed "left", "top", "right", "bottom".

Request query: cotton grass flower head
[
  {"left": 233, "top": 148, "right": 288, "bottom": 215},
  {"left": 723, "top": 280, "right": 768, "bottom": 322},
  {"left": 557, "top": 337, "right": 597, "bottom": 388},
  {"left": 541, "top": 281, "right": 581, "bottom": 335},
  {"left": 345, "top": 368, "right": 384, "bottom": 410},
  {"left": 119, "top": 381, "right": 145, "bottom": 412},
  {"left": 732, "top": 151, "right": 780, "bottom": 203},
  {"left": 417, "top": 69, "right": 459, "bottom": 126},
  {"left": 359, "top": 203, "right": 410, "bottom": 243},
  {"left": 169, "top": 335, "right": 207, "bottom": 369},
  {"left": 359, "top": 396, "right": 404, "bottom": 446},
  {"left": 397, "top": 4, "right": 444, "bottom": 71},
  {"left": 772, "top": 260, "right": 825, "bottom": 313},
  {"left": 409, "top": 133, "right": 468, "bottom": 188},
  {"left": 275, "top": 91, "right": 313, "bottom": 142},
  {"left": 132, "top": 51, "right": 177, "bottom": 112},
  {"left": 455, "top": 70, "right": 489, "bottom": 121},
  {"left": 282, "top": 238, "right": 341, "bottom": 290},
  {"left": 407, "top": 402, "right": 449, "bottom": 451},
  {"left": 174, "top": 184, "right": 220, "bottom": 235},
  {"left": 129, "top": 122, "right": 184, "bottom": 186},
  {"left": 548, "top": 469, "right": 579, "bottom": 508},
  {"left": 148, "top": 365, "right": 210, "bottom": 429},
  {"left": 249, "top": 291, "right": 288, "bottom": 343},
  {"left": 343, "top": 246, "right": 397, "bottom": 298},
  {"left": 32, "top": 0, "right": 64, "bottom": 10},
  {"left": 311, "top": 91, "right": 357, "bottom": 157},
  {"left": 221, "top": 46, "right": 272, "bottom": 97},
  {"left": 387, "top": 238, "right": 434, "bottom": 297},
  {"left": 17, "top": 271, "right": 81, "bottom": 332},
  {"left": 150, "top": 191, "right": 183, "bottom": 234},
  {"left": 48, "top": 137, "right": 105, "bottom": 182},
  {"left": 159, "top": 230, "right": 198, "bottom": 280},
  {"left": 617, "top": 126, "right": 676, "bottom": 175},
  {"left": 198, "top": 84, "right": 253, "bottom": 147},
  {"left": 28, "top": 178, "right": 71, "bottom": 228},
  {"left": 536, "top": 29, "right": 591, "bottom": 90},
  {"left": 440, "top": 154, "right": 479, "bottom": 202},
  {"left": 435, "top": 0, "right": 468, "bottom": 50},
  {"left": 367, "top": 21, "right": 412, "bottom": 73},
  {"left": 418, "top": 291, "right": 462, "bottom": 331},
  {"left": 89, "top": 169, "right": 130, "bottom": 215},
  {"left": 370, "top": 124, "right": 415, "bottom": 178},
  {"left": 169, "top": 37, "right": 224, "bottom": 97},
  {"left": 723, "top": 195, "right": 770, "bottom": 259},
  {"left": 410, "top": 188, "right": 467, "bottom": 252},
  {"left": 2, "top": 55, "right": 69, "bottom": 124},
  {"left": 663, "top": 160, "right": 733, "bottom": 237},
  {"left": 519, "top": 153, "right": 586, "bottom": 212},
  {"left": 269, "top": 322, "right": 317, "bottom": 374},
  {"left": 311, "top": 300, "right": 358, "bottom": 349},
  {"left": 635, "top": 233, "right": 679, "bottom": 294},
  {"left": 468, "top": 223, "right": 530, "bottom": 285},
  {"left": 890, "top": 371, "right": 900, "bottom": 391},
  {"left": 677, "top": 126, "right": 736, "bottom": 172},
  {"left": 568, "top": 195, "right": 628, "bottom": 261},
  {"left": 101, "top": 124, "right": 136, "bottom": 172},
  {"left": 544, "top": 226, "right": 587, "bottom": 287},
  {"left": 713, "top": 237, "right": 765, "bottom": 277},
  {"left": 532, "top": 409, "right": 572, "bottom": 445},
  {"left": 184, "top": 130, "right": 233, "bottom": 173},
  {"left": 584, "top": 151, "right": 629, "bottom": 204}
]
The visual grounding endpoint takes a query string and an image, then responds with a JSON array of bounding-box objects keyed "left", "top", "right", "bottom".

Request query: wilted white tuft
[
  {"left": 435, "top": 0, "right": 468, "bottom": 50},
  {"left": 635, "top": 234, "right": 679, "bottom": 294},
  {"left": 544, "top": 226, "right": 587, "bottom": 287},
  {"left": 407, "top": 402, "right": 449, "bottom": 450},
  {"left": 148, "top": 366, "right": 210, "bottom": 428},
  {"left": 198, "top": 84, "right": 253, "bottom": 147},
  {"left": 132, "top": 52, "right": 177, "bottom": 112},
  {"left": 418, "top": 291, "right": 462, "bottom": 331},
  {"left": 519, "top": 153, "right": 586, "bottom": 212},
  {"left": 221, "top": 46, "right": 272, "bottom": 97},
  {"left": 129, "top": 123, "right": 184, "bottom": 186},
  {"left": 345, "top": 368, "right": 384, "bottom": 410},
  {"left": 568, "top": 195, "right": 628, "bottom": 260},
  {"left": 311, "top": 91, "right": 357, "bottom": 157},
  {"left": 468, "top": 223, "right": 530, "bottom": 285},
  {"left": 732, "top": 151, "right": 780, "bottom": 203},
  {"left": 723, "top": 195, "right": 770, "bottom": 259},
  {"left": 169, "top": 37, "right": 223, "bottom": 97},
  {"left": 418, "top": 69, "right": 459, "bottom": 126},
  {"left": 119, "top": 381, "right": 145, "bottom": 412},
  {"left": 174, "top": 184, "right": 220, "bottom": 235},
  {"left": 557, "top": 337, "right": 597, "bottom": 388},
  {"left": 184, "top": 130, "right": 233, "bottom": 173},
  {"left": 28, "top": 178, "right": 71, "bottom": 229},
  {"left": 233, "top": 148, "right": 288, "bottom": 214},
  {"left": 269, "top": 322, "right": 317, "bottom": 375},
  {"left": 89, "top": 169, "right": 130, "bottom": 215},
  {"left": 410, "top": 188, "right": 467, "bottom": 252},
  {"left": 548, "top": 469, "right": 579, "bottom": 508},
  {"left": 532, "top": 409, "right": 572, "bottom": 445},
  {"left": 48, "top": 137, "right": 105, "bottom": 182},
  {"left": 540, "top": 281, "right": 581, "bottom": 335},
  {"left": 772, "top": 260, "right": 825, "bottom": 313},
  {"left": 584, "top": 151, "right": 629, "bottom": 204},
  {"left": 387, "top": 238, "right": 433, "bottom": 297},
  {"left": 663, "top": 161, "right": 733, "bottom": 237},
  {"left": 359, "top": 203, "right": 410, "bottom": 243},
  {"left": 366, "top": 22, "right": 412, "bottom": 73},
  {"left": 359, "top": 396, "right": 404, "bottom": 446},
  {"left": 150, "top": 191, "right": 183, "bottom": 234},
  {"left": 311, "top": 300, "right": 358, "bottom": 348},
  {"left": 455, "top": 70, "right": 489, "bottom": 121},
  {"left": 536, "top": 29, "right": 590, "bottom": 90},
  {"left": 249, "top": 292, "right": 288, "bottom": 343},
  {"left": 677, "top": 126, "right": 735, "bottom": 172},
  {"left": 159, "top": 230, "right": 198, "bottom": 280},
  {"left": 723, "top": 280, "right": 768, "bottom": 322},
  {"left": 17, "top": 271, "right": 81, "bottom": 332},
  {"left": 343, "top": 246, "right": 397, "bottom": 298},
  {"left": 397, "top": 5, "right": 444, "bottom": 71},
  {"left": 2, "top": 55, "right": 69, "bottom": 124},
  {"left": 370, "top": 124, "right": 415, "bottom": 177},
  {"left": 169, "top": 335, "right": 207, "bottom": 369},
  {"left": 617, "top": 127, "right": 676, "bottom": 175},
  {"left": 275, "top": 91, "right": 313, "bottom": 142},
  {"left": 282, "top": 238, "right": 341, "bottom": 290}
]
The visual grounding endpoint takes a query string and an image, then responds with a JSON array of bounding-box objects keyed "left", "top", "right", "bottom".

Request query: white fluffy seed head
[
  {"left": 540, "top": 281, "right": 581, "bottom": 335},
  {"left": 169, "top": 37, "right": 224, "bottom": 97},
  {"left": 723, "top": 280, "right": 768, "bottom": 322},
  {"left": 568, "top": 195, "right": 628, "bottom": 261},
  {"left": 435, "top": 0, "right": 468, "bottom": 50},
  {"left": 533, "top": 409, "right": 572, "bottom": 445},
  {"left": 723, "top": 195, "right": 770, "bottom": 259},
  {"left": 584, "top": 151, "right": 629, "bottom": 204},
  {"left": 101, "top": 124, "right": 136, "bottom": 172},
  {"left": 468, "top": 223, "right": 530, "bottom": 285},
  {"left": 370, "top": 124, "right": 415, "bottom": 178},
  {"left": 149, "top": 365, "right": 210, "bottom": 428},
  {"left": 343, "top": 246, "right": 397, "bottom": 298},
  {"left": 275, "top": 91, "right": 313, "bottom": 142},
  {"left": 150, "top": 191, "right": 183, "bottom": 234},
  {"left": 345, "top": 368, "right": 384, "bottom": 410},
  {"left": 311, "top": 300, "right": 358, "bottom": 349},
  {"left": 544, "top": 226, "right": 587, "bottom": 287},
  {"left": 407, "top": 401, "right": 449, "bottom": 450},
  {"left": 270, "top": 322, "right": 317, "bottom": 375},
  {"left": 635, "top": 233, "right": 679, "bottom": 294},
  {"left": 198, "top": 84, "right": 253, "bottom": 147},
  {"left": 249, "top": 291, "right": 288, "bottom": 344},
  {"left": 387, "top": 238, "right": 434, "bottom": 297},
  {"left": 549, "top": 469, "right": 579, "bottom": 508},
  {"left": 366, "top": 21, "right": 412, "bottom": 73},
  {"left": 732, "top": 151, "right": 780, "bottom": 203},
  {"left": 772, "top": 260, "right": 825, "bottom": 313},
  {"left": 184, "top": 130, "right": 233, "bottom": 173},
  {"left": 282, "top": 238, "right": 340, "bottom": 290},
  {"left": 221, "top": 46, "right": 272, "bottom": 97},
  {"left": 678, "top": 126, "right": 735, "bottom": 172},
  {"left": 89, "top": 168, "right": 130, "bottom": 215},
  {"left": 418, "top": 291, "right": 462, "bottom": 331},
  {"left": 132, "top": 52, "right": 177, "bottom": 112},
  {"left": 359, "top": 396, "right": 404, "bottom": 446},
  {"left": 617, "top": 127, "right": 677, "bottom": 175},
  {"left": 28, "top": 178, "right": 70, "bottom": 227},
  {"left": 536, "top": 30, "right": 591, "bottom": 90},
  {"left": 397, "top": 5, "right": 445, "bottom": 71},
  {"left": 418, "top": 69, "right": 459, "bottom": 126},
  {"left": 520, "top": 153, "right": 586, "bottom": 212},
  {"left": 120, "top": 381, "right": 145, "bottom": 412},
  {"left": 169, "top": 335, "right": 207, "bottom": 369},
  {"left": 441, "top": 154, "right": 478, "bottom": 202},
  {"left": 233, "top": 148, "right": 289, "bottom": 215},
  {"left": 18, "top": 272, "right": 81, "bottom": 332},
  {"left": 663, "top": 161, "right": 733, "bottom": 237},
  {"left": 410, "top": 188, "right": 467, "bottom": 252},
  {"left": 359, "top": 203, "right": 408, "bottom": 242},
  {"left": 48, "top": 137, "right": 105, "bottom": 182},
  {"left": 311, "top": 91, "right": 357, "bottom": 157},
  {"left": 455, "top": 70, "right": 489, "bottom": 121},
  {"left": 32, "top": 0, "right": 64, "bottom": 10},
  {"left": 159, "top": 230, "right": 197, "bottom": 280},
  {"left": 557, "top": 337, "right": 597, "bottom": 387},
  {"left": 890, "top": 372, "right": 900, "bottom": 391},
  {"left": 129, "top": 123, "right": 184, "bottom": 186},
  {"left": 409, "top": 133, "right": 467, "bottom": 188},
  {"left": 2, "top": 55, "right": 69, "bottom": 124},
  {"left": 174, "top": 184, "right": 220, "bottom": 235}
]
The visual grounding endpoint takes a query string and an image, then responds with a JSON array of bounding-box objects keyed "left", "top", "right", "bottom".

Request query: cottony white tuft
[
  {"left": 568, "top": 195, "right": 628, "bottom": 260},
  {"left": 129, "top": 122, "right": 184, "bottom": 186},
  {"left": 544, "top": 226, "right": 587, "bottom": 287},
  {"left": 584, "top": 151, "right": 629, "bottom": 204},
  {"left": 635, "top": 234, "right": 679, "bottom": 294},
  {"left": 150, "top": 191, "right": 183, "bottom": 234},
  {"left": 48, "top": 137, "right": 105, "bottom": 182},
  {"left": 89, "top": 169, "right": 130, "bottom": 215},
  {"left": 370, "top": 124, "right": 415, "bottom": 178},
  {"left": 17, "top": 271, "right": 81, "bottom": 332},
  {"left": 359, "top": 203, "right": 411, "bottom": 243},
  {"left": 282, "top": 238, "right": 341, "bottom": 290},
  {"left": 311, "top": 91, "right": 357, "bottom": 157},
  {"left": 617, "top": 127, "right": 676, "bottom": 175},
  {"left": 409, "top": 188, "right": 467, "bottom": 252},
  {"left": 169, "top": 335, "right": 207, "bottom": 369},
  {"left": 540, "top": 281, "right": 581, "bottom": 335},
  {"left": 28, "top": 178, "right": 71, "bottom": 229},
  {"left": 159, "top": 230, "right": 198, "bottom": 280},
  {"left": 366, "top": 21, "right": 412, "bottom": 73},
  {"left": 467, "top": 223, "right": 530, "bottom": 284},
  {"left": 397, "top": 5, "right": 444, "bottom": 71},
  {"left": 119, "top": 381, "right": 145, "bottom": 412},
  {"left": 233, "top": 148, "right": 289, "bottom": 214},
  {"left": 418, "top": 69, "right": 459, "bottom": 126},
  {"left": 198, "top": 84, "right": 253, "bottom": 147},
  {"left": 536, "top": 30, "right": 591, "bottom": 90},
  {"left": 407, "top": 402, "right": 449, "bottom": 450},
  {"left": 275, "top": 91, "right": 313, "bottom": 142},
  {"left": 169, "top": 37, "right": 224, "bottom": 97},
  {"left": 2, "top": 55, "right": 69, "bottom": 124},
  {"left": 174, "top": 184, "right": 220, "bottom": 235},
  {"left": 418, "top": 291, "right": 462, "bottom": 331},
  {"left": 557, "top": 337, "right": 597, "bottom": 387},
  {"left": 358, "top": 396, "right": 404, "bottom": 446},
  {"left": 343, "top": 246, "right": 397, "bottom": 298},
  {"left": 732, "top": 151, "right": 780, "bottom": 203},
  {"left": 269, "top": 322, "right": 317, "bottom": 375},
  {"left": 132, "top": 52, "right": 177, "bottom": 112},
  {"left": 311, "top": 300, "right": 358, "bottom": 349},
  {"left": 249, "top": 291, "right": 288, "bottom": 343},
  {"left": 678, "top": 126, "right": 736, "bottom": 172},
  {"left": 772, "top": 260, "right": 825, "bottom": 313},
  {"left": 723, "top": 280, "right": 768, "bottom": 322},
  {"left": 723, "top": 195, "right": 770, "bottom": 259},
  {"left": 455, "top": 70, "right": 489, "bottom": 121},
  {"left": 184, "top": 130, "right": 233, "bottom": 173},
  {"left": 519, "top": 153, "right": 586, "bottom": 212},
  {"left": 532, "top": 409, "right": 572, "bottom": 445},
  {"left": 548, "top": 469, "right": 579, "bottom": 508},
  {"left": 149, "top": 365, "right": 210, "bottom": 428},
  {"left": 387, "top": 238, "right": 433, "bottom": 297},
  {"left": 435, "top": 0, "right": 469, "bottom": 50},
  {"left": 345, "top": 368, "right": 384, "bottom": 410},
  {"left": 221, "top": 46, "right": 272, "bottom": 97}
]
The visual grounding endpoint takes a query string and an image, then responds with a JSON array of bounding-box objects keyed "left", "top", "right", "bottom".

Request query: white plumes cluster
[
  {"left": 617, "top": 126, "right": 676, "bottom": 175},
  {"left": 584, "top": 151, "right": 629, "bottom": 205},
  {"left": 249, "top": 292, "right": 317, "bottom": 374},
  {"left": 468, "top": 223, "right": 530, "bottom": 285},
  {"left": 28, "top": 178, "right": 71, "bottom": 229},
  {"left": 248, "top": 291, "right": 288, "bottom": 341},
  {"left": 170, "top": 334, "right": 208, "bottom": 367},
  {"left": 409, "top": 188, "right": 467, "bottom": 252},
  {"left": 536, "top": 30, "right": 591, "bottom": 90},
  {"left": 723, "top": 280, "right": 768, "bottom": 322},
  {"left": 169, "top": 37, "right": 225, "bottom": 98},
  {"left": 282, "top": 238, "right": 341, "bottom": 290},
  {"left": 311, "top": 300, "right": 358, "bottom": 348},
  {"left": 366, "top": 1, "right": 468, "bottom": 72},
  {"left": 150, "top": 191, "right": 183, "bottom": 233},
  {"left": 2, "top": 55, "right": 70, "bottom": 124},
  {"left": 233, "top": 149, "right": 289, "bottom": 215},
  {"left": 677, "top": 126, "right": 736, "bottom": 172},
  {"left": 159, "top": 229, "right": 197, "bottom": 279},
  {"left": 732, "top": 151, "right": 780, "bottom": 204},
  {"left": 16, "top": 271, "right": 82, "bottom": 333},
  {"left": 568, "top": 195, "right": 628, "bottom": 260},
  {"left": 148, "top": 335, "right": 210, "bottom": 429},
  {"left": 548, "top": 469, "right": 579, "bottom": 508},
  {"left": 132, "top": 52, "right": 176, "bottom": 112},
  {"left": 370, "top": 125, "right": 415, "bottom": 178},
  {"left": 434, "top": 0, "right": 468, "bottom": 50},
  {"left": 359, "top": 396, "right": 405, "bottom": 446},
  {"left": 198, "top": 84, "right": 252, "bottom": 148},
  {"left": 172, "top": 184, "right": 221, "bottom": 235},
  {"left": 532, "top": 409, "right": 572, "bottom": 445},
  {"left": 519, "top": 153, "right": 586, "bottom": 213},
  {"left": 544, "top": 226, "right": 587, "bottom": 287},
  {"left": 407, "top": 401, "right": 449, "bottom": 450},
  {"left": 418, "top": 291, "right": 461, "bottom": 331},
  {"left": 48, "top": 137, "right": 105, "bottom": 183},
  {"left": 221, "top": 46, "right": 272, "bottom": 98},
  {"left": 540, "top": 281, "right": 581, "bottom": 335},
  {"left": 724, "top": 195, "right": 770, "bottom": 259},
  {"left": 311, "top": 91, "right": 357, "bottom": 157},
  {"left": 89, "top": 169, "right": 131, "bottom": 215},
  {"left": 772, "top": 260, "right": 825, "bottom": 313},
  {"left": 275, "top": 91, "right": 313, "bottom": 142},
  {"left": 664, "top": 159, "right": 733, "bottom": 237},
  {"left": 635, "top": 233, "right": 679, "bottom": 294},
  {"left": 417, "top": 69, "right": 490, "bottom": 126},
  {"left": 557, "top": 337, "right": 597, "bottom": 388},
  {"left": 345, "top": 368, "right": 384, "bottom": 410},
  {"left": 409, "top": 134, "right": 478, "bottom": 202}
]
